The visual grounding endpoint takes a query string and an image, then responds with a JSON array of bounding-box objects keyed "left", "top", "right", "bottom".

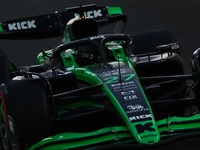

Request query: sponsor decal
[
  {"left": 124, "top": 95, "right": 137, "bottom": 100},
  {"left": 74, "top": 9, "right": 102, "bottom": 18},
  {"left": 171, "top": 44, "right": 179, "bottom": 50},
  {"left": 8, "top": 20, "right": 36, "bottom": 30},
  {"left": 127, "top": 104, "right": 143, "bottom": 110},
  {"left": 141, "top": 134, "right": 157, "bottom": 139},
  {"left": 102, "top": 69, "right": 127, "bottom": 75},
  {"left": 129, "top": 114, "right": 152, "bottom": 122},
  {"left": 19, "top": 67, "right": 29, "bottom": 73},
  {"left": 113, "top": 85, "right": 137, "bottom": 91},
  {"left": 111, "top": 81, "right": 134, "bottom": 87},
  {"left": 135, "top": 122, "right": 156, "bottom": 134},
  {"left": 121, "top": 90, "right": 135, "bottom": 95},
  {"left": 90, "top": 35, "right": 105, "bottom": 40},
  {"left": 126, "top": 104, "right": 149, "bottom": 113}
]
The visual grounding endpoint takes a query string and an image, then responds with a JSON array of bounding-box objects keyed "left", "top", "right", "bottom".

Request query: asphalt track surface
[{"left": 1, "top": 0, "right": 200, "bottom": 149}]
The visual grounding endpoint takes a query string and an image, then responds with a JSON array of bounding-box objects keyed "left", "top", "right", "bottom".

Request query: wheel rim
[{"left": 0, "top": 102, "right": 10, "bottom": 150}]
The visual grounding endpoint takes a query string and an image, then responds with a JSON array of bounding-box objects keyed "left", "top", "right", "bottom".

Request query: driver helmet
[{"left": 63, "top": 17, "right": 98, "bottom": 43}]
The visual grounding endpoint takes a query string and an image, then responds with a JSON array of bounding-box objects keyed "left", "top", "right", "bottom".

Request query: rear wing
[{"left": 0, "top": 4, "right": 125, "bottom": 40}]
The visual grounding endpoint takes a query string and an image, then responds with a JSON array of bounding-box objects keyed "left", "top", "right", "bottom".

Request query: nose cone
[{"left": 131, "top": 120, "right": 160, "bottom": 144}]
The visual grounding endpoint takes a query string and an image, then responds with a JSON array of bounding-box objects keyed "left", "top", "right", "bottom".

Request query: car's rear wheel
[
  {"left": 130, "top": 29, "right": 181, "bottom": 56},
  {"left": 0, "top": 79, "right": 52, "bottom": 149},
  {"left": 130, "top": 29, "right": 186, "bottom": 119}
]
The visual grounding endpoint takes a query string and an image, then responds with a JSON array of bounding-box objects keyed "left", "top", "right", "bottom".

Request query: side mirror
[{"left": 157, "top": 42, "right": 179, "bottom": 53}]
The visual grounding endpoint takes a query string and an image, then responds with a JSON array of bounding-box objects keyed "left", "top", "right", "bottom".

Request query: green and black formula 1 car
[{"left": 0, "top": 4, "right": 199, "bottom": 150}]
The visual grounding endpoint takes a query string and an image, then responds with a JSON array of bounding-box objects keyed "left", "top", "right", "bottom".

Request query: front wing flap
[{"left": 28, "top": 114, "right": 200, "bottom": 150}]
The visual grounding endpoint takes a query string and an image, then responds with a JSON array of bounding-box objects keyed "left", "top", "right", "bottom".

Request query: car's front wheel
[{"left": 0, "top": 79, "right": 53, "bottom": 149}]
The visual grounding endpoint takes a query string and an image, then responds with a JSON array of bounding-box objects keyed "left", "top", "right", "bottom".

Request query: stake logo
[
  {"left": 8, "top": 20, "right": 36, "bottom": 30},
  {"left": 74, "top": 9, "right": 102, "bottom": 18}
]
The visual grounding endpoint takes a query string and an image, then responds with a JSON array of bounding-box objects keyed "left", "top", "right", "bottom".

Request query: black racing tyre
[
  {"left": 0, "top": 79, "right": 52, "bottom": 149},
  {"left": 131, "top": 29, "right": 185, "bottom": 96},
  {"left": 136, "top": 54, "right": 186, "bottom": 99},
  {"left": 130, "top": 29, "right": 181, "bottom": 56},
  {"left": 130, "top": 29, "right": 186, "bottom": 119},
  {"left": 0, "top": 56, "right": 10, "bottom": 85}
]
